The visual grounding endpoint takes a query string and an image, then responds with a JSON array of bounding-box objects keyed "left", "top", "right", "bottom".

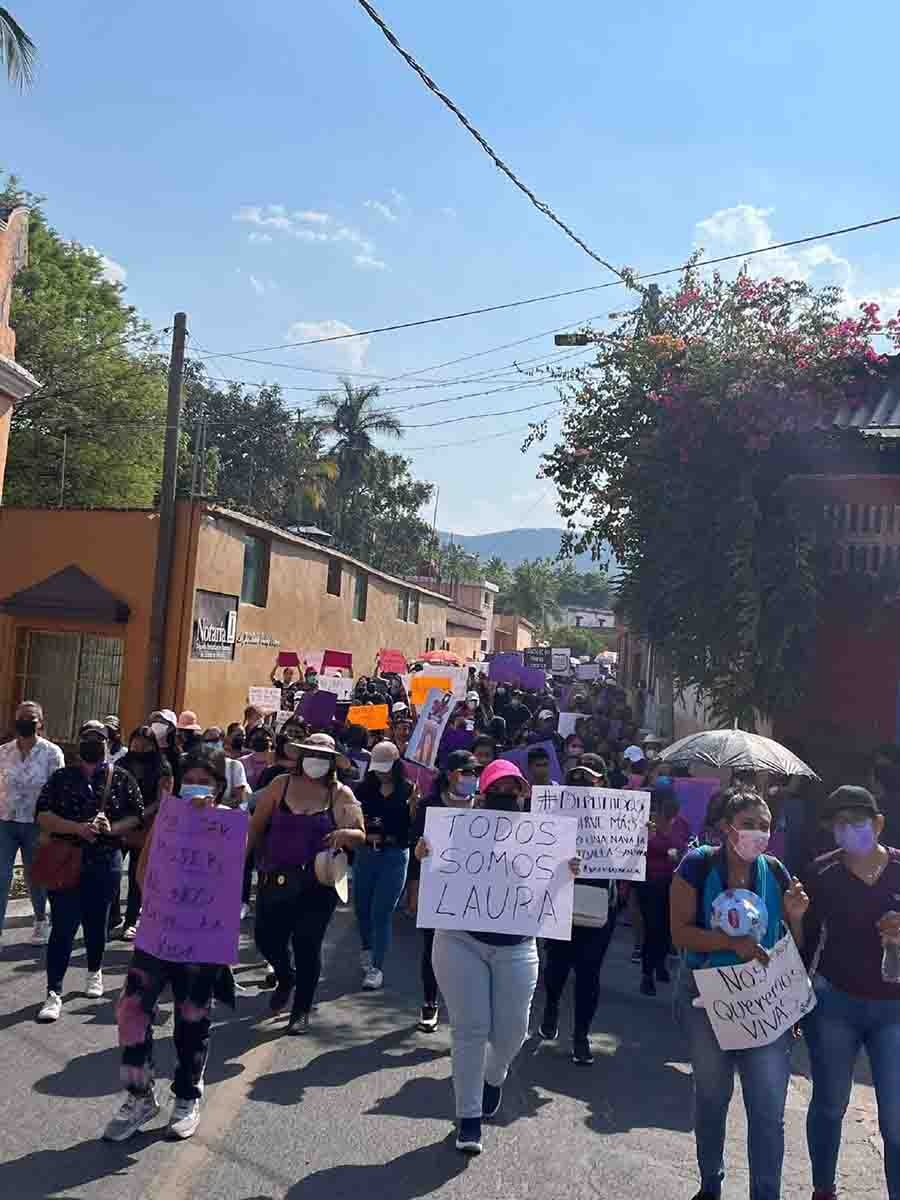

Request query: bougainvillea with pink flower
[{"left": 532, "top": 264, "right": 900, "bottom": 724}]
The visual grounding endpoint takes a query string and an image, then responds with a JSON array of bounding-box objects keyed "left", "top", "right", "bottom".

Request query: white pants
[{"left": 432, "top": 929, "right": 539, "bottom": 1119}]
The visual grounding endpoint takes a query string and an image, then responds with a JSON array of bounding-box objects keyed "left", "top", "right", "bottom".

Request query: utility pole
[{"left": 145, "top": 313, "right": 187, "bottom": 715}]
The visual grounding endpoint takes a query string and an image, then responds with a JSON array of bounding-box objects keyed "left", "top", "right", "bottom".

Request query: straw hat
[{"left": 314, "top": 849, "right": 349, "bottom": 902}]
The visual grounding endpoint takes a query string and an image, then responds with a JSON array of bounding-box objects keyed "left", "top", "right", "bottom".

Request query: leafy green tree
[
  {"left": 0, "top": 8, "right": 35, "bottom": 88},
  {"left": 352, "top": 450, "right": 435, "bottom": 575},
  {"left": 484, "top": 555, "right": 513, "bottom": 594},
  {"left": 3, "top": 175, "right": 167, "bottom": 507},
  {"left": 548, "top": 624, "right": 615, "bottom": 659},
  {"left": 538, "top": 267, "right": 899, "bottom": 725},
  {"left": 498, "top": 558, "right": 561, "bottom": 627},
  {"left": 435, "top": 541, "right": 482, "bottom": 584}
]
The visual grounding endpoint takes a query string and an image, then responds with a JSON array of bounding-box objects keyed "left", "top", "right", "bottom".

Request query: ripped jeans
[{"left": 117, "top": 949, "right": 219, "bottom": 1100}]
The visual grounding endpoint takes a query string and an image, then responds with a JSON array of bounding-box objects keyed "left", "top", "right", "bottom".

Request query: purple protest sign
[
  {"left": 299, "top": 688, "right": 338, "bottom": 730},
  {"left": 673, "top": 777, "right": 721, "bottom": 837},
  {"left": 135, "top": 795, "right": 248, "bottom": 965},
  {"left": 504, "top": 739, "right": 564, "bottom": 785},
  {"left": 488, "top": 653, "right": 546, "bottom": 691},
  {"left": 437, "top": 726, "right": 475, "bottom": 766}
]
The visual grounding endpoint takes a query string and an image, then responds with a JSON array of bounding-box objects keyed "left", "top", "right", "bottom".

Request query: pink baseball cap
[{"left": 478, "top": 759, "right": 526, "bottom": 793}]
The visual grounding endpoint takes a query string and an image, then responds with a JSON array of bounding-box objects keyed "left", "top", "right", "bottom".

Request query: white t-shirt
[{"left": 224, "top": 756, "right": 249, "bottom": 803}]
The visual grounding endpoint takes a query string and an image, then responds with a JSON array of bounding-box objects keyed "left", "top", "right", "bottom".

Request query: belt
[{"left": 258, "top": 865, "right": 313, "bottom": 886}]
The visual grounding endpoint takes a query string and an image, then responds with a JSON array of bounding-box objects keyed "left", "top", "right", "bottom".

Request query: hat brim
[
  {"left": 290, "top": 738, "right": 351, "bottom": 772},
  {"left": 369, "top": 761, "right": 396, "bottom": 774}
]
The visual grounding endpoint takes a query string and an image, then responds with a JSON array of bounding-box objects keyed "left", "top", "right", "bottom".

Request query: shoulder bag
[{"left": 31, "top": 764, "right": 114, "bottom": 892}]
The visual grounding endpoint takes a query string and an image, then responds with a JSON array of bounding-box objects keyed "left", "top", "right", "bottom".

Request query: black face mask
[
  {"left": 250, "top": 739, "right": 270, "bottom": 753},
  {"left": 230, "top": 734, "right": 245, "bottom": 752},
  {"left": 14, "top": 718, "right": 38, "bottom": 738},
  {"left": 79, "top": 739, "right": 106, "bottom": 764},
  {"left": 487, "top": 790, "right": 521, "bottom": 813}
]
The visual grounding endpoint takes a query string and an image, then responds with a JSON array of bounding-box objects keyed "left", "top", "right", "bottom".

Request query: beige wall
[
  {"left": 182, "top": 512, "right": 449, "bottom": 727},
  {"left": 446, "top": 629, "right": 482, "bottom": 662}
]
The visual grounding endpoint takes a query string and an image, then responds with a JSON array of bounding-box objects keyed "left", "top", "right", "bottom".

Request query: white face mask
[
  {"left": 303, "top": 757, "right": 331, "bottom": 780},
  {"left": 729, "top": 827, "right": 770, "bottom": 862},
  {"left": 151, "top": 721, "right": 170, "bottom": 746}
]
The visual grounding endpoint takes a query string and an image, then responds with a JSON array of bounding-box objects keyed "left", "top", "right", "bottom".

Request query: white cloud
[
  {"left": 439, "top": 206, "right": 458, "bottom": 220},
  {"left": 353, "top": 253, "right": 386, "bottom": 271},
  {"left": 84, "top": 245, "right": 127, "bottom": 285},
  {"left": 390, "top": 188, "right": 408, "bottom": 208},
  {"left": 235, "top": 204, "right": 382, "bottom": 265},
  {"left": 293, "top": 209, "right": 331, "bottom": 225},
  {"left": 248, "top": 274, "right": 266, "bottom": 296},
  {"left": 285, "top": 319, "right": 371, "bottom": 372},
  {"left": 364, "top": 199, "right": 398, "bottom": 223},
  {"left": 248, "top": 231, "right": 273, "bottom": 244}
]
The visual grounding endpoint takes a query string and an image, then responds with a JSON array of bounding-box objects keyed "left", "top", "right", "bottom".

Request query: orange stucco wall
[
  {"left": 0, "top": 397, "right": 10, "bottom": 505},
  {"left": 0, "top": 508, "right": 159, "bottom": 738}
]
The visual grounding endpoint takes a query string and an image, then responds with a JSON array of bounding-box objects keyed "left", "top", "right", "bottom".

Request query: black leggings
[
  {"left": 421, "top": 928, "right": 437, "bottom": 1007},
  {"left": 542, "top": 912, "right": 617, "bottom": 1037},
  {"left": 254, "top": 881, "right": 338, "bottom": 1017},
  {"left": 637, "top": 879, "right": 672, "bottom": 977}
]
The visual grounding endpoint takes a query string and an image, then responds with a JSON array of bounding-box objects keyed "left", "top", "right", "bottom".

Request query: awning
[{"left": 0, "top": 565, "right": 130, "bottom": 623}]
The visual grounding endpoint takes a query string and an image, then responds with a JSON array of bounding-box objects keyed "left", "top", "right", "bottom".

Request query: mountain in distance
[{"left": 441, "top": 527, "right": 618, "bottom": 574}]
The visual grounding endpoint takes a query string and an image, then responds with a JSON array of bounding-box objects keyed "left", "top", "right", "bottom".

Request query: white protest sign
[
  {"left": 692, "top": 933, "right": 816, "bottom": 1051},
  {"left": 417, "top": 807, "right": 577, "bottom": 940},
  {"left": 275, "top": 710, "right": 295, "bottom": 731},
  {"left": 317, "top": 675, "right": 354, "bottom": 701},
  {"left": 420, "top": 663, "right": 468, "bottom": 700},
  {"left": 558, "top": 712, "right": 581, "bottom": 739},
  {"left": 248, "top": 686, "right": 282, "bottom": 714},
  {"left": 531, "top": 786, "right": 650, "bottom": 881},
  {"left": 576, "top": 661, "right": 601, "bottom": 681},
  {"left": 551, "top": 648, "right": 572, "bottom": 675}
]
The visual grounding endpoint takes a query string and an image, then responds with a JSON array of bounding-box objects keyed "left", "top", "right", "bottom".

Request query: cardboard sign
[
  {"left": 322, "top": 649, "right": 353, "bottom": 671},
  {"left": 346, "top": 704, "right": 390, "bottom": 731},
  {"left": 419, "top": 663, "right": 468, "bottom": 700},
  {"left": 557, "top": 712, "right": 581, "bottom": 740},
  {"left": 378, "top": 649, "right": 408, "bottom": 674},
  {"left": 531, "top": 785, "right": 651, "bottom": 880},
  {"left": 406, "top": 687, "right": 456, "bottom": 770},
  {"left": 693, "top": 934, "right": 817, "bottom": 1051},
  {"left": 504, "top": 740, "right": 563, "bottom": 785},
  {"left": 417, "top": 806, "right": 577, "bottom": 939},
  {"left": 248, "top": 686, "right": 282, "bottom": 714},
  {"left": 437, "top": 727, "right": 475, "bottom": 766},
  {"left": 410, "top": 673, "right": 452, "bottom": 707},
  {"left": 136, "top": 795, "right": 248, "bottom": 965},
  {"left": 277, "top": 650, "right": 301, "bottom": 667},
  {"left": 317, "top": 675, "right": 354, "bottom": 702},
  {"left": 298, "top": 688, "right": 338, "bottom": 729},
  {"left": 576, "top": 662, "right": 601, "bottom": 681},
  {"left": 489, "top": 654, "right": 546, "bottom": 691},
  {"left": 551, "top": 648, "right": 572, "bottom": 675},
  {"left": 524, "top": 647, "right": 552, "bottom": 671}
]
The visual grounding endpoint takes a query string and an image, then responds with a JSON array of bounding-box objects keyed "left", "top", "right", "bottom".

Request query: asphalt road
[{"left": 0, "top": 896, "right": 885, "bottom": 1200}]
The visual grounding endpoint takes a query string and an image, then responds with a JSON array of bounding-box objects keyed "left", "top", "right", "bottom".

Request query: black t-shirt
[{"left": 355, "top": 775, "right": 413, "bottom": 846}]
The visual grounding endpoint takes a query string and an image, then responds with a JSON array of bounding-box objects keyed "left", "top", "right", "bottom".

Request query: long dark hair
[{"left": 120, "top": 725, "right": 168, "bottom": 804}]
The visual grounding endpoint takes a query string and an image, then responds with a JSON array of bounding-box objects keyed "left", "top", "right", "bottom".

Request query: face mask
[
  {"left": 203, "top": 740, "right": 224, "bottom": 754},
  {"left": 151, "top": 721, "right": 170, "bottom": 746},
  {"left": 656, "top": 775, "right": 673, "bottom": 787},
  {"left": 181, "top": 783, "right": 214, "bottom": 805},
  {"left": 303, "top": 757, "right": 331, "bottom": 780},
  {"left": 305, "top": 673, "right": 318, "bottom": 687},
  {"left": 488, "top": 789, "right": 521, "bottom": 812},
  {"left": 453, "top": 776, "right": 478, "bottom": 799},
  {"left": 250, "top": 739, "right": 270, "bottom": 754},
  {"left": 729, "top": 827, "right": 770, "bottom": 862},
  {"left": 14, "top": 718, "right": 38, "bottom": 738},
  {"left": 230, "top": 734, "right": 245, "bottom": 752},
  {"left": 835, "top": 820, "right": 878, "bottom": 856},
  {"left": 79, "top": 739, "right": 106, "bottom": 764}
]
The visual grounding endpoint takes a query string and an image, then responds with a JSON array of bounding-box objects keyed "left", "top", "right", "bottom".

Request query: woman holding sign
[
  {"left": 416, "top": 758, "right": 580, "bottom": 1156},
  {"left": 801, "top": 786, "right": 900, "bottom": 1200},
  {"left": 670, "top": 786, "right": 809, "bottom": 1200},
  {"left": 249, "top": 733, "right": 364, "bottom": 1034}
]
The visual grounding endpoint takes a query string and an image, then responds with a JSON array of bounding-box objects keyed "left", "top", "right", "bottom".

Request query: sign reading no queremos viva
[
  {"left": 136, "top": 795, "right": 248, "bottom": 965},
  {"left": 530, "top": 786, "right": 650, "bottom": 881},
  {"left": 692, "top": 933, "right": 817, "bottom": 1051},
  {"left": 417, "top": 807, "right": 577, "bottom": 940}
]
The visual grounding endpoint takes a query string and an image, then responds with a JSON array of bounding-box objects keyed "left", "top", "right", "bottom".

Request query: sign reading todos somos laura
[{"left": 417, "top": 806, "right": 578, "bottom": 940}]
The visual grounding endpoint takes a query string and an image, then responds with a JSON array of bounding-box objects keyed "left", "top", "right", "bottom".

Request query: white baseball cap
[
  {"left": 537, "top": 709, "right": 556, "bottom": 722},
  {"left": 369, "top": 741, "right": 400, "bottom": 774},
  {"left": 623, "top": 745, "right": 645, "bottom": 764}
]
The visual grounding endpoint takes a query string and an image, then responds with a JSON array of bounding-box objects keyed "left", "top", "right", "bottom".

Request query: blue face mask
[
  {"left": 181, "top": 784, "right": 215, "bottom": 804},
  {"left": 655, "top": 775, "right": 673, "bottom": 787},
  {"left": 453, "top": 775, "right": 478, "bottom": 799}
]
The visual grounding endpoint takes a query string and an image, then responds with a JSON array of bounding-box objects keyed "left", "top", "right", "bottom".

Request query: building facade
[
  {"left": 558, "top": 604, "right": 616, "bottom": 629},
  {"left": 0, "top": 206, "right": 40, "bottom": 500},
  {"left": 0, "top": 502, "right": 463, "bottom": 742}
]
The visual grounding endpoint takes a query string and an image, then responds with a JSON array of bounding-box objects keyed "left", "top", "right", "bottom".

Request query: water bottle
[{"left": 882, "top": 911, "right": 900, "bottom": 983}]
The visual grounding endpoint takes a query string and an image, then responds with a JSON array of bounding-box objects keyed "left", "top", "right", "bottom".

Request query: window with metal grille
[{"left": 14, "top": 630, "right": 124, "bottom": 743}]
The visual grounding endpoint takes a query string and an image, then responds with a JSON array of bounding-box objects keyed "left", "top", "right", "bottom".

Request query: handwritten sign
[
  {"left": 557, "top": 712, "right": 581, "bottom": 739},
  {"left": 551, "top": 647, "right": 572, "bottom": 675},
  {"left": 531, "top": 785, "right": 650, "bottom": 880},
  {"left": 407, "top": 688, "right": 456, "bottom": 769},
  {"left": 248, "top": 686, "right": 282, "bottom": 714},
  {"left": 419, "top": 664, "right": 469, "bottom": 700},
  {"left": 346, "top": 703, "right": 390, "bottom": 731},
  {"left": 693, "top": 934, "right": 816, "bottom": 1050},
  {"left": 524, "top": 647, "right": 552, "bottom": 671},
  {"left": 317, "top": 675, "right": 354, "bottom": 701},
  {"left": 136, "top": 795, "right": 248, "bottom": 965},
  {"left": 298, "top": 688, "right": 338, "bottom": 728},
  {"left": 576, "top": 662, "right": 601, "bottom": 681},
  {"left": 417, "top": 806, "right": 577, "bottom": 940}
]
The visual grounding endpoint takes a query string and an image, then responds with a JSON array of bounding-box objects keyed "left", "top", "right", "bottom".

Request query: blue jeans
[
  {"left": 353, "top": 846, "right": 410, "bottom": 970},
  {"left": 678, "top": 972, "right": 792, "bottom": 1200},
  {"left": 0, "top": 819, "right": 46, "bottom": 932},
  {"left": 432, "top": 929, "right": 539, "bottom": 1118},
  {"left": 46, "top": 852, "right": 121, "bottom": 993},
  {"left": 805, "top": 974, "right": 900, "bottom": 1199}
]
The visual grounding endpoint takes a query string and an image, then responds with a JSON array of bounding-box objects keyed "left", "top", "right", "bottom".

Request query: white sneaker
[
  {"left": 85, "top": 970, "right": 104, "bottom": 998},
  {"left": 167, "top": 1097, "right": 201, "bottom": 1140},
  {"left": 360, "top": 948, "right": 373, "bottom": 972},
  {"left": 103, "top": 1089, "right": 161, "bottom": 1142},
  {"left": 37, "top": 991, "right": 62, "bottom": 1022},
  {"left": 31, "top": 919, "right": 49, "bottom": 945},
  {"left": 240, "top": 903, "right": 250, "bottom": 921},
  {"left": 362, "top": 966, "right": 384, "bottom": 991}
]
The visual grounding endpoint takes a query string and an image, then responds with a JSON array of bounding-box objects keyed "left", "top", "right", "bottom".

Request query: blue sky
[{"left": 5, "top": 0, "right": 900, "bottom": 534}]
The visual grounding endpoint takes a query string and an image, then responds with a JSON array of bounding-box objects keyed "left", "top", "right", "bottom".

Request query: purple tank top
[{"left": 259, "top": 780, "right": 335, "bottom": 870}]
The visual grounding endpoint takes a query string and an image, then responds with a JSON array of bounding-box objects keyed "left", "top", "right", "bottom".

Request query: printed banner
[
  {"left": 693, "top": 934, "right": 817, "bottom": 1051},
  {"left": 316, "top": 675, "right": 354, "bottom": 702},
  {"left": 531, "top": 785, "right": 651, "bottom": 880},
  {"left": 406, "top": 687, "right": 456, "bottom": 769},
  {"left": 248, "top": 686, "right": 282, "bottom": 714},
  {"left": 136, "top": 795, "right": 248, "bottom": 965},
  {"left": 551, "top": 647, "right": 572, "bottom": 675},
  {"left": 417, "top": 806, "right": 577, "bottom": 939},
  {"left": 346, "top": 704, "right": 390, "bottom": 731}
]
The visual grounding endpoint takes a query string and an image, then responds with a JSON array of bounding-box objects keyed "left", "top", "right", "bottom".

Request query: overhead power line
[
  {"left": 354, "top": 0, "right": 623, "bottom": 279},
  {"left": 196, "top": 212, "right": 900, "bottom": 359}
]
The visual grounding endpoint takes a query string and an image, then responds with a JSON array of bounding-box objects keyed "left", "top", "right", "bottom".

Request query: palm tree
[
  {"left": 316, "top": 380, "right": 402, "bottom": 542},
  {"left": 284, "top": 417, "right": 337, "bottom": 523},
  {"left": 484, "top": 554, "right": 513, "bottom": 595},
  {"left": 502, "top": 558, "right": 562, "bottom": 628},
  {"left": 1, "top": 8, "right": 35, "bottom": 88}
]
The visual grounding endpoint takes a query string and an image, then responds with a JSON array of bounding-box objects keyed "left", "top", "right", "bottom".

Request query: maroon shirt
[{"left": 803, "top": 847, "right": 900, "bottom": 1000}]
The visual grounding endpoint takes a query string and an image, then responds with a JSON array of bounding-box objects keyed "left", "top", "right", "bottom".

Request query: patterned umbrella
[{"left": 658, "top": 728, "right": 818, "bottom": 778}]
